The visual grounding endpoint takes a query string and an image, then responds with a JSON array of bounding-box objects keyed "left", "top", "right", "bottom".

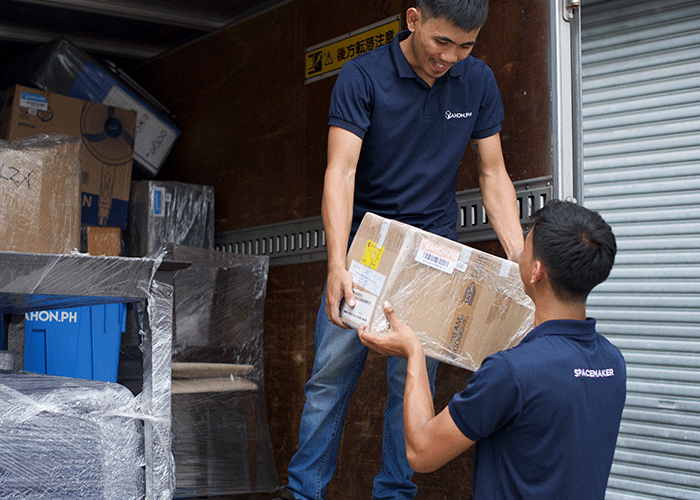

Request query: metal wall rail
[{"left": 215, "top": 176, "right": 552, "bottom": 266}]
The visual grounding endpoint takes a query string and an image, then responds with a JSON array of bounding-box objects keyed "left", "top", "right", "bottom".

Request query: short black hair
[
  {"left": 416, "top": 0, "right": 489, "bottom": 32},
  {"left": 530, "top": 200, "right": 617, "bottom": 302}
]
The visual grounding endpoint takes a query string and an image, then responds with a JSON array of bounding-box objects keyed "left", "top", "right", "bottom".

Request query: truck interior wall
[{"left": 131, "top": 0, "right": 550, "bottom": 498}]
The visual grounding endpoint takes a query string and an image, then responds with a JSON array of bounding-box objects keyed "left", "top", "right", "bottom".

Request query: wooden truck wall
[{"left": 133, "top": 0, "right": 551, "bottom": 498}]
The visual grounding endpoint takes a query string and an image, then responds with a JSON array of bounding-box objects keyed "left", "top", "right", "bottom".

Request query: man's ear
[
  {"left": 531, "top": 260, "right": 545, "bottom": 285},
  {"left": 406, "top": 7, "right": 420, "bottom": 32}
]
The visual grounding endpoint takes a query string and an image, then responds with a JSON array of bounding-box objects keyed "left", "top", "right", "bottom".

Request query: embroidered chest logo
[
  {"left": 445, "top": 110, "right": 473, "bottom": 120},
  {"left": 573, "top": 368, "right": 615, "bottom": 378}
]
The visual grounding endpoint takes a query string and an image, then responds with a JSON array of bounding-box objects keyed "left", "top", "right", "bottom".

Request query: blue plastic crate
[{"left": 24, "top": 303, "right": 127, "bottom": 382}]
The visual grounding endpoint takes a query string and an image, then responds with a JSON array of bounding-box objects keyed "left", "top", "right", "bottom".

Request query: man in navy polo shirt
[
  {"left": 359, "top": 200, "right": 627, "bottom": 499},
  {"left": 279, "top": 1, "right": 525, "bottom": 499}
]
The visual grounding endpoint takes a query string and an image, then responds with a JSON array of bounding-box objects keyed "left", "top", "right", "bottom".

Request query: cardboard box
[
  {"left": 84, "top": 225, "right": 121, "bottom": 256},
  {"left": 0, "top": 84, "right": 137, "bottom": 228},
  {"left": 340, "top": 212, "right": 535, "bottom": 371},
  {"left": 0, "top": 372, "right": 144, "bottom": 499},
  {"left": 0, "top": 135, "right": 81, "bottom": 254},
  {"left": 0, "top": 37, "right": 181, "bottom": 177}
]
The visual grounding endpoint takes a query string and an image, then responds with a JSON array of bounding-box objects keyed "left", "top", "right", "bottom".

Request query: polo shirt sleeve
[
  {"left": 470, "top": 65, "right": 504, "bottom": 140},
  {"left": 448, "top": 353, "right": 522, "bottom": 442},
  {"left": 328, "top": 60, "right": 373, "bottom": 140}
]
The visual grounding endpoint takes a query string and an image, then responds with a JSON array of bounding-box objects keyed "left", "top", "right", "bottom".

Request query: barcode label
[
  {"left": 419, "top": 251, "right": 450, "bottom": 268},
  {"left": 414, "top": 238, "right": 460, "bottom": 274},
  {"left": 19, "top": 91, "right": 48, "bottom": 111}
]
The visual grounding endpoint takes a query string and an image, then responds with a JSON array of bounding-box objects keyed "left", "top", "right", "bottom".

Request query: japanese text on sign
[{"left": 305, "top": 15, "right": 401, "bottom": 83}]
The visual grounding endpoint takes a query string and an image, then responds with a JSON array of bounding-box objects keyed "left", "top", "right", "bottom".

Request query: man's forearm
[
  {"left": 323, "top": 126, "right": 361, "bottom": 271},
  {"left": 321, "top": 169, "right": 354, "bottom": 271},
  {"left": 403, "top": 348, "right": 436, "bottom": 466},
  {"left": 479, "top": 168, "right": 524, "bottom": 261},
  {"left": 472, "top": 135, "right": 524, "bottom": 261}
]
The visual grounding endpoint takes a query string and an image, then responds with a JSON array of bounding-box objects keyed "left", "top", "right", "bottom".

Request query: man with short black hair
[
  {"left": 277, "top": 0, "right": 524, "bottom": 498},
  {"left": 359, "top": 200, "right": 626, "bottom": 499}
]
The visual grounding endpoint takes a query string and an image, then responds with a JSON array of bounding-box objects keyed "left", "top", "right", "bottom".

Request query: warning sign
[{"left": 305, "top": 15, "right": 401, "bottom": 83}]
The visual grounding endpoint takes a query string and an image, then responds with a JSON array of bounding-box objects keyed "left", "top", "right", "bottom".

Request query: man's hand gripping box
[{"left": 340, "top": 212, "right": 535, "bottom": 371}]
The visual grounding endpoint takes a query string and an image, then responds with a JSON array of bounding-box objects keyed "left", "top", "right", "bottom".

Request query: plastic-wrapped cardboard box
[
  {"left": 0, "top": 135, "right": 81, "bottom": 254},
  {"left": 125, "top": 180, "right": 215, "bottom": 257},
  {"left": 0, "top": 371, "right": 144, "bottom": 499},
  {"left": 0, "top": 84, "right": 136, "bottom": 228},
  {"left": 340, "top": 212, "right": 535, "bottom": 371}
]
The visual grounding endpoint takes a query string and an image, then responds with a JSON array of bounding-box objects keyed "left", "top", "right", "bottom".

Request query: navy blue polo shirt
[
  {"left": 329, "top": 30, "right": 504, "bottom": 241},
  {"left": 448, "top": 319, "right": 626, "bottom": 499}
]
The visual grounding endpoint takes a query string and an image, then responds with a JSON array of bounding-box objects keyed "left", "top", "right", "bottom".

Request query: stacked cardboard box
[
  {"left": 0, "top": 135, "right": 81, "bottom": 254},
  {"left": 0, "top": 37, "right": 180, "bottom": 177},
  {"left": 0, "top": 84, "right": 136, "bottom": 231},
  {"left": 341, "top": 212, "right": 535, "bottom": 371}
]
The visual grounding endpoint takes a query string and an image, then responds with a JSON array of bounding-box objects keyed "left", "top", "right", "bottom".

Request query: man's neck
[{"left": 532, "top": 293, "right": 587, "bottom": 328}]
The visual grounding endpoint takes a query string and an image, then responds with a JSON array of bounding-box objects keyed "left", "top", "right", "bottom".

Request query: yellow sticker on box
[{"left": 361, "top": 240, "right": 384, "bottom": 270}]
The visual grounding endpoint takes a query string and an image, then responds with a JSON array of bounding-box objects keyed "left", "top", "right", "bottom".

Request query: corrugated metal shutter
[{"left": 581, "top": 0, "right": 700, "bottom": 498}]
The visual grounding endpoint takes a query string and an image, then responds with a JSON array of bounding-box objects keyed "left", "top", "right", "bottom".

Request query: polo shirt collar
[
  {"left": 521, "top": 318, "right": 598, "bottom": 344},
  {"left": 391, "top": 30, "right": 464, "bottom": 81}
]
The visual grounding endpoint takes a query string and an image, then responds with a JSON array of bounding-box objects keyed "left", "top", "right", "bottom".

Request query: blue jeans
[{"left": 286, "top": 292, "right": 439, "bottom": 500}]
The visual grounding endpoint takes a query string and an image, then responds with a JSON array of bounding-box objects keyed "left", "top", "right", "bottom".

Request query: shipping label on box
[
  {"left": 0, "top": 135, "right": 81, "bottom": 254},
  {"left": 340, "top": 212, "right": 535, "bottom": 371},
  {"left": 0, "top": 85, "right": 136, "bottom": 228}
]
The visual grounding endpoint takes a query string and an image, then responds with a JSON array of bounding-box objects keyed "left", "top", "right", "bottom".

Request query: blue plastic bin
[{"left": 24, "top": 303, "right": 127, "bottom": 382}]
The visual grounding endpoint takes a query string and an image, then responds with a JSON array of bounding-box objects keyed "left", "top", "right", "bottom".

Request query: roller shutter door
[{"left": 581, "top": 0, "right": 700, "bottom": 498}]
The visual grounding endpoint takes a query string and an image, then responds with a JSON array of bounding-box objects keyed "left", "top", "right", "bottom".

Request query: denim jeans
[{"left": 286, "top": 291, "right": 439, "bottom": 500}]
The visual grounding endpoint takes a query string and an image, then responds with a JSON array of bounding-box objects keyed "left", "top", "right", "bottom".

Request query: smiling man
[{"left": 277, "top": 2, "right": 524, "bottom": 499}]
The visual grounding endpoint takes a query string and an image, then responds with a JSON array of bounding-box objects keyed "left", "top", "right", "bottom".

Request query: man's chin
[{"left": 431, "top": 64, "right": 450, "bottom": 76}]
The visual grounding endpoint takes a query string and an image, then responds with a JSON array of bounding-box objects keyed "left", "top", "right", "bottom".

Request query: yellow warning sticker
[
  {"left": 360, "top": 240, "right": 384, "bottom": 270},
  {"left": 305, "top": 15, "right": 401, "bottom": 83}
]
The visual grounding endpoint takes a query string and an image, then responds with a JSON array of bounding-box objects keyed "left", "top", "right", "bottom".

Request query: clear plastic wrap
[
  {"left": 0, "top": 250, "right": 175, "bottom": 500},
  {"left": 0, "top": 37, "right": 84, "bottom": 96},
  {"left": 0, "top": 135, "right": 82, "bottom": 255},
  {"left": 341, "top": 212, "right": 535, "bottom": 372},
  {"left": 126, "top": 181, "right": 215, "bottom": 258},
  {"left": 157, "top": 243, "right": 279, "bottom": 497},
  {"left": 139, "top": 277, "right": 176, "bottom": 499},
  {"left": 0, "top": 372, "right": 145, "bottom": 499}
]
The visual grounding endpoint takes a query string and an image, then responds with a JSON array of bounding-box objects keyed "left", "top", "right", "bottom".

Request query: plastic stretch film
[
  {"left": 154, "top": 244, "right": 278, "bottom": 497},
  {"left": 341, "top": 212, "right": 535, "bottom": 372},
  {"left": 126, "top": 180, "right": 215, "bottom": 258},
  {"left": 0, "top": 250, "right": 174, "bottom": 500},
  {"left": 0, "top": 135, "right": 81, "bottom": 255},
  {"left": 0, "top": 372, "right": 145, "bottom": 499}
]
